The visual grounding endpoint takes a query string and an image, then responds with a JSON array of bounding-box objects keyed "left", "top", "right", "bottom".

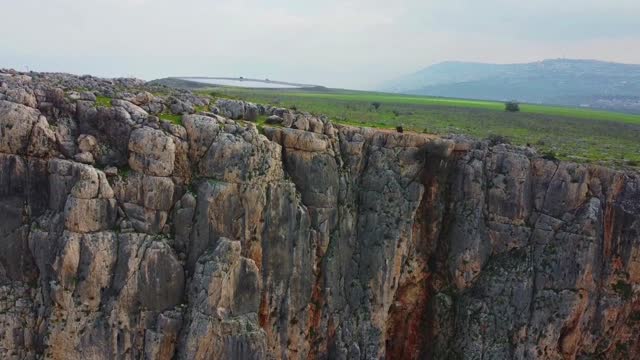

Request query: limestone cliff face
[{"left": 0, "top": 70, "right": 639, "bottom": 360}]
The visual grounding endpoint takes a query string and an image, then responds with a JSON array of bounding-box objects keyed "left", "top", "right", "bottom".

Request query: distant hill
[
  {"left": 151, "top": 77, "right": 325, "bottom": 90},
  {"left": 381, "top": 59, "right": 640, "bottom": 114},
  {"left": 149, "top": 77, "right": 213, "bottom": 89}
]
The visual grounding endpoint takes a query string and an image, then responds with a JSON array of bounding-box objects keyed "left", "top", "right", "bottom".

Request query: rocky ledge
[{"left": 0, "top": 69, "right": 639, "bottom": 359}]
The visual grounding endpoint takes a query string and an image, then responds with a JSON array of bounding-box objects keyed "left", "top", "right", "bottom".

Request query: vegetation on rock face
[
  {"left": 194, "top": 104, "right": 208, "bottom": 113},
  {"left": 159, "top": 113, "right": 182, "bottom": 125},
  {"left": 119, "top": 165, "right": 132, "bottom": 178},
  {"left": 613, "top": 280, "right": 633, "bottom": 300},
  {"left": 254, "top": 115, "right": 268, "bottom": 134},
  {"left": 196, "top": 86, "right": 640, "bottom": 168},
  {"left": 487, "top": 134, "right": 511, "bottom": 146},
  {"left": 95, "top": 96, "right": 113, "bottom": 108}
]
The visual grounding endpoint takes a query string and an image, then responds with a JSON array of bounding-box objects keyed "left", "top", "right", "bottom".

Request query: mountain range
[{"left": 382, "top": 59, "right": 640, "bottom": 113}]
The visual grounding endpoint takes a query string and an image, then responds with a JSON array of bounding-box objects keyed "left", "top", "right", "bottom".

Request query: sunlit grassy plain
[{"left": 194, "top": 86, "right": 640, "bottom": 168}]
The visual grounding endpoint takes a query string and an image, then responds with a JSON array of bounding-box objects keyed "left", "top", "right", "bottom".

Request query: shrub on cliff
[{"left": 487, "top": 134, "right": 511, "bottom": 146}]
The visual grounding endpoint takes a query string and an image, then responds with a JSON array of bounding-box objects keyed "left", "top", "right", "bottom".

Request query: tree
[
  {"left": 371, "top": 101, "right": 381, "bottom": 110},
  {"left": 505, "top": 101, "right": 520, "bottom": 112}
]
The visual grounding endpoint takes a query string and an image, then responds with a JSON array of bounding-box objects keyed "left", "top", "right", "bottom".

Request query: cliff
[{"left": 0, "top": 69, "right": 639, "bottom": 359}]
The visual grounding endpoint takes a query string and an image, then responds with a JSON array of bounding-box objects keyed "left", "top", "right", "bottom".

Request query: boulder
[
  {"left": 169, "top": 97, "right": 194, "bottom": 115},
  {"left": 63, "top": 197, "right": 117, "bottom": 232},
  {"left": 177, "top": 238, "right": 267, "bottom": 360},
  {"left": 112, "top": 99, "right": 148, "bottom": 122},
  {"left": 132, "top": 91, "right": 155, "bottom": 106},
  {"left": 265, "top": 115, "right": 283, "bottom": 125},
  {"left": 0, "top": 100, "right": 42, "bottom": 154},
  {"left": 77, "top": 134, "right": 97, "bottom": 153},
  {"left": 5, "top": 87, "right": 37, "bottom": 108},
  {"left": 243, "top": 102, "right": 259, "bottom": 121},
  {"left": 74, "top": 151, "right": 95, "bottom": 164},
  {"left": 128, "top": 127, "right": 176, "bottom": 176},
  {"left": 214, "top": 99, "right": 245, "bottom": 119}
]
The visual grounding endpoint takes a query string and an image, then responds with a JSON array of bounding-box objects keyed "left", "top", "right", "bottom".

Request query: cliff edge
[{"left": 0, "top": 69, "right": 639, "bottom": 359}]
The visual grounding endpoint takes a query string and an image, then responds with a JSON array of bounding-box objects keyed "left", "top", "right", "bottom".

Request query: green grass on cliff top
[{"left": 199, "top": 86, "right": 640, "bottom": 168}]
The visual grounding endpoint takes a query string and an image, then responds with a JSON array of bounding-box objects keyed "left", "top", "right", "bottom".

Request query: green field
[{"left": 196, "top": 86, "right": 640, "bottom": 168}]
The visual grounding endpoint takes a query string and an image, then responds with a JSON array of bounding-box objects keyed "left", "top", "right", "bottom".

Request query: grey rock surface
[{"left": 0, "top": 69, "right": 639, "bottom": 359}]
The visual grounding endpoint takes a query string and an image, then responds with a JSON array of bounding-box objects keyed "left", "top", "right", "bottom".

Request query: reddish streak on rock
[
  {"left": 385, "top": 273, "right": 431, "bottom": 360},
  {"left": 306, "top": 219, "right": 333, "bottom": 359},
  {"left": 248, "top": 242, "right": 263, "bottom": 270},
  {"left": 306, "top": 276, "right": 325, "bottom": 360},
  {"left": 259, "top": 291, "right": 269, "bottom": 328},
  {"left": 384, "top": 157, "right": 446, "bottom": 359}
]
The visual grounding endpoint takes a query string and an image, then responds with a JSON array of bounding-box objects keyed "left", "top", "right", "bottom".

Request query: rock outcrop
[{"left": 0, "top": 69, "right": 639, "bottom": 359}]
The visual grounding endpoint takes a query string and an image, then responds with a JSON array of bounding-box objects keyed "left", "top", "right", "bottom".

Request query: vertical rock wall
[{"left": 0, "top": 71, "right": 639, "bottom": 359}]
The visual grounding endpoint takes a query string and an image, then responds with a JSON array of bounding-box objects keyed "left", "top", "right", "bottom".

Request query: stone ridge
[{"left": 0, "top": 69, "right": 639, "bottom": 359}]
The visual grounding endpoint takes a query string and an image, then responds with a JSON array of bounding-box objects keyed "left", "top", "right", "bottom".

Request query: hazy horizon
[{"left": 2, "top": 0, "right": 639, "bottom": 89}]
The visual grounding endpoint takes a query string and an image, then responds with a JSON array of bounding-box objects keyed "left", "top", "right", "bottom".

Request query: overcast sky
[{"left": 2, "top": 0, "right": 640, "bottom": 89}]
